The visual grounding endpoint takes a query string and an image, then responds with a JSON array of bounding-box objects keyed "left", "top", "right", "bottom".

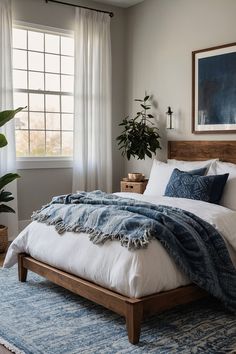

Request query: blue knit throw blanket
[{"left": 32, "top": 190, "right": 236, "bottom": 312}]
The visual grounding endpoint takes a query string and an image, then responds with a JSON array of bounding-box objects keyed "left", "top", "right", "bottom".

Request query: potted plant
[
  {"left": 116, "top": 94, "right": 161, "bottom": 160},
  {"left": 0, "top": 107, "right": 23, "bottom": 253}
]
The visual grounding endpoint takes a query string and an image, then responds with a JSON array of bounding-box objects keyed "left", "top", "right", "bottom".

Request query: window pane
[
  {"left": 45, "top": 34, "right": 59, "bottom": 54},
  {"left": 29, "top": 112, "right": 45, "bottom": 130},
  {"left": 28, "top": 31, "right": 44, "bottom": 52},
  {"left": 46, "top": 113, "right": 60, "bottom": 130},
  {"left": 15, "top": 112, "right": 28, "bottom": 130},
  {"left": 29, "top": 72, "right": 44, "bottom": 90},
  {"left": 61, "top": 95, "right": 73, "bottom": 113},
  {"left": 28, "top": 51, "right": 44, "bottom": 71},
  {"left": 62, "top": 132, "right": 73, "bottom": 156},
  {"left": 13, "top": 26, "right": 74, "bottom": 158},
  {"left": 61, "top": 56, "right": 74, "bottom": 74},
  {"left": 62, "top": 114, "right": 73, "bottom": 131},
  {"left": 45, "top": 74, "right": 60, "bottom": 92},
  {"left": 13, "top": 49, "right": 27, "bottom": 70},
  {"left": 45, "top": 54, "right": 60, "bottom": 73},
  {"left": 29, "top": 93, "right": 44, "bottom": 111},
  {"left": 14, "top": 92, "right": 28, "bottom": 109},
  {"left": 30, "top": 131, "right": 45, "bottom": 156},
  {"left": 46, "top": 131, "right": 60, "bottom": 156},
  {"left": 46, "top": 94, "right": 60, "bottom": 112},
  {"left": 13, "top": 28, "right": 27, "bottom": 49},
  {"left": 61, "top": 75, "right": 73, "bottom": 93},
  {"left": 16, "top": 130, "right": 29, "bottom": 157},
  {"left": 61, "top": 37, "right": 74, "bottom": 56},
  {"left": 13, "top": 70, "right": 27, "bottom": 89}
]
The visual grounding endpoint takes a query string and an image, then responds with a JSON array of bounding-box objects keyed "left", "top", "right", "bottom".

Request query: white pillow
[
  {"left": 144, "top": 159, "right": 217, "bottom": 196},
  {"left": 207, "top": 163, "right": 217, "bottom": 175},
  {"left": 167, "top": 158, "right": 218, "bottom": 168},
  {"left": 214, "top": 161, "right": 236, "bottom": 210},
  {"left": 144, "top": 160, "right": 175, "bottom": 196}
]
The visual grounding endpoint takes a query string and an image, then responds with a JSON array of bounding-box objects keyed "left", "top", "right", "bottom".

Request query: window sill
[{"left": 16, "top": 157, "right": 73, "bottom": 170}]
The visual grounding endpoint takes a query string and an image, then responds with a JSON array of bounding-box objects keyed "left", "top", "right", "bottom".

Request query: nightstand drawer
[{"left": 120, "top": 180, "right": 148, "bottom": 194}]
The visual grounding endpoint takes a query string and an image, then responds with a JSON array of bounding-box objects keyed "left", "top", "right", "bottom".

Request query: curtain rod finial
[{"left": 110, "top": 12, "right": 114, "bottom": 17}]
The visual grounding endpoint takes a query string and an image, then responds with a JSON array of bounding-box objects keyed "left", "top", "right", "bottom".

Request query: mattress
[{"left": 4, "top": 193, "right": 236, "bottom": 298}]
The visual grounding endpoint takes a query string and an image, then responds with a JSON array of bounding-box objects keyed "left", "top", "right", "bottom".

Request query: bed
[{"left": 4, "top": 140, "right": 236, "bottom": 344}]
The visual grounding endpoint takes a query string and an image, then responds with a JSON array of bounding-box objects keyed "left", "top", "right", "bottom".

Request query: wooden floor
[{"left": 0, "top": 249, "right": 14, "bottom": 354}]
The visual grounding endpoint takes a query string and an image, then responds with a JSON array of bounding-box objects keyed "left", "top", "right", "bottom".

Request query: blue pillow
[
  {"left": 187, "top": 167, "right": 207, "bottom": 176},
  {"left": 164, "top": 168, "right": 229, "bottom": 204}
]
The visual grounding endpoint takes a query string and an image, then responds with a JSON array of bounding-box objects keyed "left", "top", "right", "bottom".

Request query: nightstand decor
[
  {"left": 166, "top": 106, "right": 174, "bottom": 129},
  {"left": 121, "top": 174, "right": 148, "bottom": 194},
  {"left": 127, "top": 173, "right": 144, "bottom": 182}
]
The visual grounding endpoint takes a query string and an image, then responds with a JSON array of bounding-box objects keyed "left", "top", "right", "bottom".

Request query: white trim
[
  {"left": 13, "top": 20, "right": 74, "bottom": 37},
  {"left": 17, "top": 157, "right": 73, "bottom": 169}
]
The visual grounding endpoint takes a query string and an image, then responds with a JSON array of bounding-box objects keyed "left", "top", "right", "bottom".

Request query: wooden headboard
[{"left": 168, "top": 141, "right": 236, "bottom": 164}]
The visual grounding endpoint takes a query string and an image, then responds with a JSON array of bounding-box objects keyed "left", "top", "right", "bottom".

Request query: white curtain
[
  {"left": 0, "top": 0, "right": 19, "bottom": 240},
  {"left": 72, "top": 8, "right": 112, "bottom": 193}
]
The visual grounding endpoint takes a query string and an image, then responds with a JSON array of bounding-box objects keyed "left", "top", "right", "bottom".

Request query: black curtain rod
[{"left": 45, "top": 0, "right": 114, "bottom": 17}]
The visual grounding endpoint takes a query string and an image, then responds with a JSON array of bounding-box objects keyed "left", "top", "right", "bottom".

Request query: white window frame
[{"left": 13, "top": 21, "right": 74, "bottom": 170}]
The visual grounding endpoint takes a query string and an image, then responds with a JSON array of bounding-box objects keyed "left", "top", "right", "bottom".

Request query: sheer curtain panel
[
  {"left": 73, "top": 8, "right": 112, "bottom": 193},
  {"left": 0, "top": 0, "right": 19, "bottom": 240}
]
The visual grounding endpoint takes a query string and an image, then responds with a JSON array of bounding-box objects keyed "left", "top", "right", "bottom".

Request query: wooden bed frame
[{"left": 18, "top": 140, "right": 236, "bottom": 344}]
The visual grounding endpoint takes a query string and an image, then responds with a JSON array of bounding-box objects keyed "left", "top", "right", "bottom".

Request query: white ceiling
[{"left": 93, "top": 0, "right": 144, "bottom": 8}]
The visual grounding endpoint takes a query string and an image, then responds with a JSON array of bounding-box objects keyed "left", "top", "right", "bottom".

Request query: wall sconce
[{"left": 166, "top": 106, "right": 174, "bottom": 129}]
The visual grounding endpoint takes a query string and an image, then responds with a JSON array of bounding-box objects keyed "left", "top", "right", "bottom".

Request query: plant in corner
[
  {"left": 0, "top": 107, "right": 23, "bottom": 252},
  {"left": 116, "top": 94, "right": 161, "bottom": 160}
]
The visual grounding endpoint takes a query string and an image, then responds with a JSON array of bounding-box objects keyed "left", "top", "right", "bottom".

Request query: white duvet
[{"left": 4, "top": 193, "right": 236, "bottom": 298}]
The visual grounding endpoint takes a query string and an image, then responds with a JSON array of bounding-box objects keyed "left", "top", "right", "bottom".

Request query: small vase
[{"left": 0, "top": 225, "right": 8, "bottom": 253}]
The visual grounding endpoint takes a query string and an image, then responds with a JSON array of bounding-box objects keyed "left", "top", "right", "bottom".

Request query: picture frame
[{"left": 192, "top": 42, "right": 236, "bottom": 134}]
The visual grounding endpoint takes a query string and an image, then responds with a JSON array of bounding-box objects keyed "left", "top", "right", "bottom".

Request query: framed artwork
[{"left": 192, "top": 42, "right": 236, "bottom": 134}]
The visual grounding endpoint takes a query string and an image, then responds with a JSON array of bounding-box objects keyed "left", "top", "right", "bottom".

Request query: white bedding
[{"left": 4, "top": 193, "right": 236, "bottom": 298}]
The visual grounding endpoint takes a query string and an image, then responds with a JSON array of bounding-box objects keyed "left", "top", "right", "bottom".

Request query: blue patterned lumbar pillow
[{"left": 164, "top": 168, "right": 229, "bottom": 204}]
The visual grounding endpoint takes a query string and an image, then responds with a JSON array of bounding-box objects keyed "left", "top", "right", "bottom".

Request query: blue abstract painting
[{"left": 198, "top": 51, "right": 236, "bottom": 126}]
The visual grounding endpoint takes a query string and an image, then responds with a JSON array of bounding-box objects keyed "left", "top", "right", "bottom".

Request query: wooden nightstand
[{"left": 120, "top": 180, "right": 148, "bottom": 194}]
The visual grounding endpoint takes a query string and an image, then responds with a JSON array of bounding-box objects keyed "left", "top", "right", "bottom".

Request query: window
[{"left": 13, "top": 25, "right": 74, "bottom": 159}]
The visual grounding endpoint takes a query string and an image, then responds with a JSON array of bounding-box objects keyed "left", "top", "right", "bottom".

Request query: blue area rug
[{"left": 0, "top": 267, "right": 236, "bottom": 354}]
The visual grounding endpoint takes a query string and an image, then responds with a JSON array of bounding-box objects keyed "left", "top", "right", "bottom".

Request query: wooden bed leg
[
  {"left": 18, "top": 253, "right": 28, "bottom": 282},
  {"left": 125, "top": 302, "right": 143, "bottom": 344}
]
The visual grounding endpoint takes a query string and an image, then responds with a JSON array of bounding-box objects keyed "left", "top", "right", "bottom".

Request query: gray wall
[
  {"left": 124, "top": 0, "right": 236, "bottom": 178},
  {"left": 12, "top": 0, "right": 126, "bottom": 221}
]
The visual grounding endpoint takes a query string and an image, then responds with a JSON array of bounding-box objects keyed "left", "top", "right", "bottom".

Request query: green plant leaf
[
  {"left": 0, "top": 107, "right": 26, "bottom": 128},
  {"left": 0, "top": 173, "right": 20, "bottom": 190},
  {"left": 0, "top": 133, "right": 7, "bottom": 148},
  {"left": 0, "top": 204, "right": 15, "bottom": 213},
  {"left": 117, "top": 93, "right": 161, "bottom": 160},
  {"left": 0, "top": 190, "right": 14, "bottom": 203},
  {"left": 134, "top": 99, "right": 143, "bottom": 102},
  {"left": 146, "top": 150, "right": 152, "bottom": 158}
]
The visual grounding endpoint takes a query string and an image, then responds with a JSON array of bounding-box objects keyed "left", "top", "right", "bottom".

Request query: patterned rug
[{"left": 0, "top": 267, "right": 236, "bottom": 354}]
